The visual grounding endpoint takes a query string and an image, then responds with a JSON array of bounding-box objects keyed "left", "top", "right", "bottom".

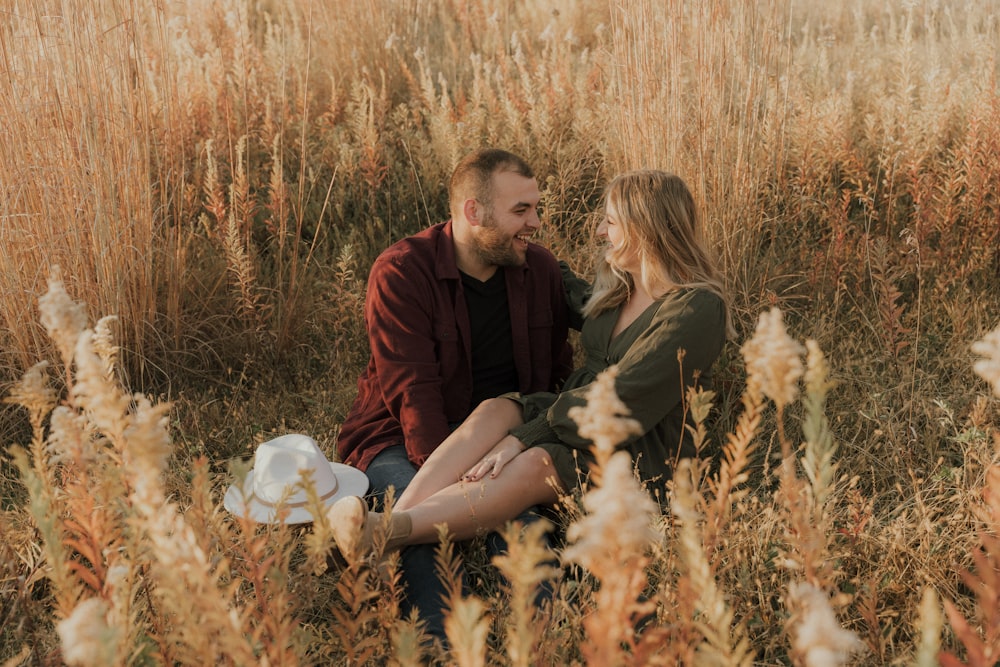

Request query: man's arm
[
  {"left": 549, "top": 267, "right": 574, "bottom": 389},
  {"left": 559, "top": 260, "right": 590, "bottom": 332},
  {"left": 513, "top": 290, "right": 726, "bottom": 451},
  {"left": 365, "top": 255, "right": 454, "bottom": 466}
]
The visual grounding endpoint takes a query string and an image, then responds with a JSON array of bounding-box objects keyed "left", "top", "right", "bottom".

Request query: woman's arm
[
  {"left": 513, "top": 289, "right": 727, "bottom": 452},
  {"left": 461, "top": 434, "right": 526, "bottom": 481}
]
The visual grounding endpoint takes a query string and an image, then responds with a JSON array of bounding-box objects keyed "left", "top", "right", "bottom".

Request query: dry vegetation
[{"left": 1, "top": 0, "right": 999, "bottom": 664}]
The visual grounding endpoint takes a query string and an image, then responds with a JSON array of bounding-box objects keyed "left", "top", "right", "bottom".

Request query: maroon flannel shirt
[{"left": 336, "top": 221, "right": 573, "bottom": 471}]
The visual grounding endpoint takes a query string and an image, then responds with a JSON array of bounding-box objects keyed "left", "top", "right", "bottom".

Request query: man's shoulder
[{"left": 374, "top": 222, "right": 448, "bottom": 268}]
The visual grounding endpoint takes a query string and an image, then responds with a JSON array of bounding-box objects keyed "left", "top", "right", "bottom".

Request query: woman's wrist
[{"left": 504, "top": 434, "right": 526, "bottom": 452}]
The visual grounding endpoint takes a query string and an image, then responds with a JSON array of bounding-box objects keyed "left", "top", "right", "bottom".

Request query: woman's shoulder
[
  {"left": 659, "top": 286, "right": 725, "bottom": 312},
  {"left": 644, "top": 288, "right": 728, "bottom": 357},
  {"left": 652, "top": 287, "right": 728, "bottom": 334}
]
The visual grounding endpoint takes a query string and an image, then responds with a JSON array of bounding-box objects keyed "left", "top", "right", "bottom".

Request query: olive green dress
[{"left": 508, "top": 286, "right": 727, "bottom": 503}]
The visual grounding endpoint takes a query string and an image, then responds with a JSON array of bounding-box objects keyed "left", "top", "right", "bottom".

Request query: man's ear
[{"left": 463, "top": 198, "right": 482, "bottom": 227}]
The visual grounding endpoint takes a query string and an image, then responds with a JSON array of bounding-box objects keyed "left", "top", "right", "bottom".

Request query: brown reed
[{"left": 1, "top": 0, "right": 1000, "bottom": 664}]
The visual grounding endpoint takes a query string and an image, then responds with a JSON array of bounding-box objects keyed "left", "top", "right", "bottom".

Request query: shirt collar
[{"left": 435, "top": 220, "right": 461, "bottom": 280}]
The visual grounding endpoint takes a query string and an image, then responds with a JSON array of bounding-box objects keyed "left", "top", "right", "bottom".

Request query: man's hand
[{"left": 462, "top": 435, "right": 526, "bottom": 481}]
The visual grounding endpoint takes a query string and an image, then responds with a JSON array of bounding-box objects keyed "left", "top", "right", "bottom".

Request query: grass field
[{"left": 2, "top": 0, "right": 999, "bottom": 664}]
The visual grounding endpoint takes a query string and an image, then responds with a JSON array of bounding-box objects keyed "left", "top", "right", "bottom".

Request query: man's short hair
[{"left": 449, "top": 148, "right": 534, "bottom": 216}]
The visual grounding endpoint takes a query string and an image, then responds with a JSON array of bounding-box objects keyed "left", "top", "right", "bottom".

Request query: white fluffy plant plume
[
  {"left": 564, "top": 366, "right": 653, "bottom": 565},
  {"left": 741, "top": 308, "right": 805, "bottom": 463},
  {"left": 786, "top": 581, "right": 864, "bottom": 667},
  {"left": 741, "top": 306, "right": 806, "bottom": 474},
  {"left": 55, "top": 597, "right": 119, "bottom": 667},
  {"left": 13, "top": 270, "right": 260, "bottom": 665},
  {"left": 562, "top": 448, "right": 660, "bottom": 573},
  {"left": 563, "top": 366, "right": 662, "bottom": 665},
  {"left": 740, "top": 307, "right": 805, "bottom": 411},
  {"left": 741, "top": 308, "right": 863, "bottom": 665},
  {"left": 972, "top": 323, "right": 1000, "bottom": 398},
  {"left": 37, "top": 266, "right": 89, "bottom": 368}
]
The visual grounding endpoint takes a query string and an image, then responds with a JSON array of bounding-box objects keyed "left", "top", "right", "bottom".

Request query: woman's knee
[
  {"left": 513, "top": 447, "right": 564, "bottom": 491},
  {"left": 474, "top": 396, "right": 521, "bottom": 416}
]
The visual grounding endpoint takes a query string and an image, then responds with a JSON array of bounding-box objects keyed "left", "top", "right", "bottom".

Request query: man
[{"left": 336, "top": 148, "right": 572, "bottom": 641}]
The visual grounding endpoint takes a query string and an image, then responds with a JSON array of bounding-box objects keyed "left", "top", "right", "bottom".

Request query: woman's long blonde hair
[{"left": 583, "top": 170, "right": 733, "bottom": 337}]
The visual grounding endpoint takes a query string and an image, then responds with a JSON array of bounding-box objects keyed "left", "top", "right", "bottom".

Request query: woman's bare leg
[
  {"left": 402, "top": 447, "right": 564, "bottom": 543},
  {"left": 396, "top": 397, "right": 524, "bottom": 510}
]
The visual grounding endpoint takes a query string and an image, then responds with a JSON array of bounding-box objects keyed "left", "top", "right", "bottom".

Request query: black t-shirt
[{"left": 460, "top": 269, "right": 518, "bottom": 408}]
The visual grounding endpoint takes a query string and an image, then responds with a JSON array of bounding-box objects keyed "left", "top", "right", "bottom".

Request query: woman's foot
[
  {"left": 327, "top": 496, "right": 370, "bottom": 557},
  {"left": 327, "top": 496, "right": 412, "bottom": 560}
]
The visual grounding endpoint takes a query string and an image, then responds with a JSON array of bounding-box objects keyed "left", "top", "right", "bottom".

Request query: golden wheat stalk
[
  {"left": 492, "top": 518, "right": 560, "bottom": 667},
  {"left": 672, "top": 458, "right": 754, "bottom": 666},
  {"left": 34, "top": 274, "right": 263, "bottom": 664},
  {"left": 801, "top": 340, "right": 839, "bottom": 515},
  {"left": 562, "top": 367, "right": 662, "bottom": 665}
]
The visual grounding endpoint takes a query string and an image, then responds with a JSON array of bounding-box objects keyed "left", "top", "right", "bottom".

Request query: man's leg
[
  {"left": 483, "top": 506, "right": 558, "bottom": 609},
  {"left": 363, "top": 444, "right": 418, "bottom": 511},
  {"left": 363, "top": 445, "right": 458, "bottom": 644}
]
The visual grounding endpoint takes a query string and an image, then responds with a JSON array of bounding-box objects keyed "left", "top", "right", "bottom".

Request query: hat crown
[
  {"left": 252, "top": 434, "right": 338, "bottom": 504},
  {"left": 224, "top": 433, "right": 369, "bottom": 524}
]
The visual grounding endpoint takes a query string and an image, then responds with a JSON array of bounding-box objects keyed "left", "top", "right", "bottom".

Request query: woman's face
[{"left": 597, "top": 202, "right": 636, "bottom": 270}]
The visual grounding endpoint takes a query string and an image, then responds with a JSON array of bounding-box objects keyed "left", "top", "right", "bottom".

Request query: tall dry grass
[
  {"left": 607, "top": 0, "right": 790, "bottom": 303},
  {"left": 0, "top": 0, "right": 159, "bottom": 386},
  {"left": 1, "top": 0, "right": 999, "bottom": 664},
  {"left": 8, "top": 275, "right": 998, "bottom": 664}
]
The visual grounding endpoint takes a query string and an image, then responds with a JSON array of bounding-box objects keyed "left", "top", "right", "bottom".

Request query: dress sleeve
[
  {"left": 364, "top": 256, "right": 452, "bottom": 465},
  {"left": 513, "top": 290, "right": 726, "bottom": 452}
]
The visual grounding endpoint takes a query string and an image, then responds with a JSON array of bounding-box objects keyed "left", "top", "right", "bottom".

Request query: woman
[{"left": 327, "top": 170, "right": 732, "bottom": 555}]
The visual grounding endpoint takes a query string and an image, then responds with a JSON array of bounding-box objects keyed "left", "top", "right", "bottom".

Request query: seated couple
[{"left": 329, "top": 159, "right": 732, "bottom": 596}]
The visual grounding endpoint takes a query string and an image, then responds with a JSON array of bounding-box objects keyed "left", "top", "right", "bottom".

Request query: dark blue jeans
[{"left": 365, "top": 444, "right": 552, "bottom": 642}]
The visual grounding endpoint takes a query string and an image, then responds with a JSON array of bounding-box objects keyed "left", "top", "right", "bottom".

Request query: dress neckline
[{"left": 608, "top": 297, "right": 662, "bottom": 346}]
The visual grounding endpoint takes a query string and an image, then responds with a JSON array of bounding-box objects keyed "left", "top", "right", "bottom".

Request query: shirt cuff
[{"left": 510, "top": 415, "right": 559, "bottom": 448}]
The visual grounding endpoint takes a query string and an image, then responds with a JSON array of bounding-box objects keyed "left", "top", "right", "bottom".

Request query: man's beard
[{"left": 471, "top": 213, "right": 525, "bottom": 268}]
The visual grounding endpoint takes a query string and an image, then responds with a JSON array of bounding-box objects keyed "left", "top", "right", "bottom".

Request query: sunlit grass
[{"left": 2, "top": 0, "right": 999, "bottom": 664}]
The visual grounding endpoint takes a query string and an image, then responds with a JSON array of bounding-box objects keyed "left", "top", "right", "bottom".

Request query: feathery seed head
[
  {"left": 805, "top": 340, "right": 834, "bottom": 396},
  {"left": 5, "top": 361, "right": 57, "bottom": 426},
  {"left": 92, "top": 316, "right": 120, "bottom": 378},
  {"left": 787, "top": 581, "right": 864, "bottom": 667},
  {"left": 741, "top": 308, "right": 805, "bottom": 410},
  {"left": 568, "top": 365, "right": 642, "bottom": 456},
  {"left": 72, "top": 330, "right": 130, "bottom": 437},
  {"left": 123, "top": 396, "right": 173, "bottom": 505},
  {"left": 563, "top": 451, "right": 658, "bottom": 573},
  {"left": 46, "top": 406, "right": 95, "bottom": 466},
  {"left": 38, "top": 267, "right": 88, "bottom": 366},
  {"left": 971, "top": 325, "right": 1000, "bottom": 397},
  {"left": 445, "top": 596, "right": 490, "bottom": 667},
  {"left": 914, "top": 588, "right": 943, "bottom": 667},
  {"left": 56, "top": 597, "right": 120, "bottom": 666}
]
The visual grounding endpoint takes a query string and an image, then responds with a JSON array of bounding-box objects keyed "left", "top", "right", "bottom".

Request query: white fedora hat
[{"left": 224, "top": 434, "right": 369, "bottom": 524}]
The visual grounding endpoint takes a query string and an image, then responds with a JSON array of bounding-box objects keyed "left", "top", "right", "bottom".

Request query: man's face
[{"left": 471, "top": 171, "right": 541, "bottom": 268}]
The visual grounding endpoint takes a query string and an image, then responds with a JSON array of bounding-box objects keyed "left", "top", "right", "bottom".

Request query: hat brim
[{"left": 224, "top": 461, "right": 370, "bottom": 524}]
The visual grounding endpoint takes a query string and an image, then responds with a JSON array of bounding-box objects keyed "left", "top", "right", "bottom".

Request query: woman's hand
[{"left": 462, "top": 435, "right": 525, "bottom": 482}]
